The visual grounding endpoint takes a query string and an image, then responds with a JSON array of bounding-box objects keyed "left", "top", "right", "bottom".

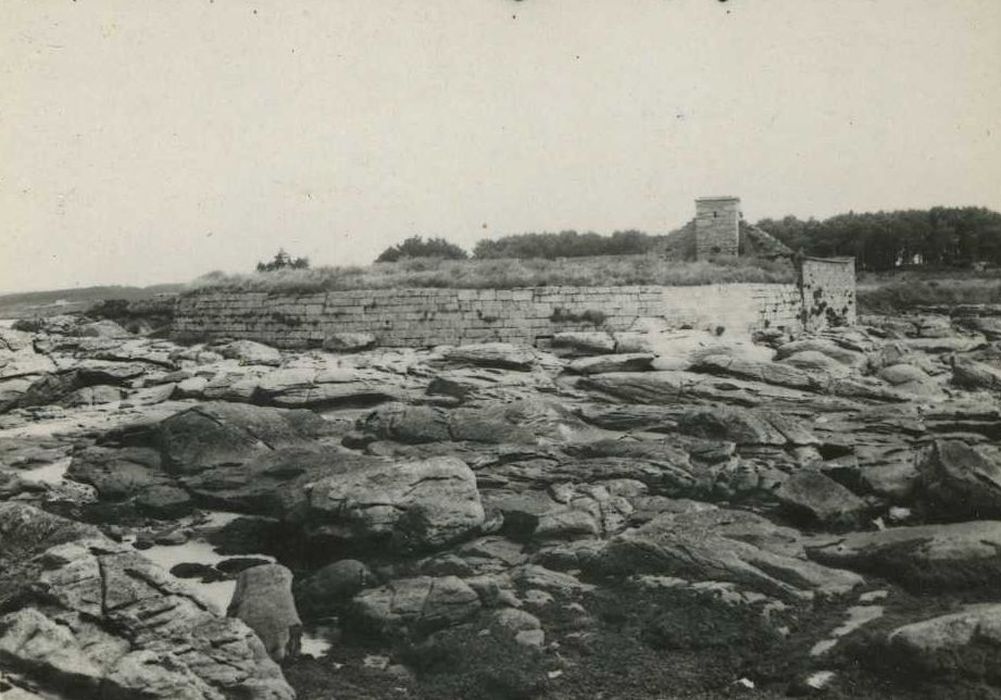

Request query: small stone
[
  {"left": 153, "top": 529, "right": 189, "bottom": 546},
  {"left": 514, "top": 629, "right": 545, "bottom": 648}
]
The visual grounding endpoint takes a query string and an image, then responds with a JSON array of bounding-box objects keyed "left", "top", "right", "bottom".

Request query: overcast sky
[{"left": 1, "top": 1, "right": 999, "bottom": 292}]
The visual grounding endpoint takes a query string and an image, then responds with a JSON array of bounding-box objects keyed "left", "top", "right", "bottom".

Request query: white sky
[{"left": 1, "top": 0, "right": 999, "bottom": 292}]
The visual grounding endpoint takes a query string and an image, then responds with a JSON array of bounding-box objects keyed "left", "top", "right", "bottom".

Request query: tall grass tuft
[{"left": 185, "top": 255, "right": 796, "bottom": 295}]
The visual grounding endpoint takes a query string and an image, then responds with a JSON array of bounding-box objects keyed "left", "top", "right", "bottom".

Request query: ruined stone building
[{"left": 695, "top": 196, "right": 742, "bottom": 259}]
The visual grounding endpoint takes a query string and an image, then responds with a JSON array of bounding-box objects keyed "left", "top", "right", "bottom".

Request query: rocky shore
[{"left": 4, "top": 312, "right": 1001, "bottom": 698}]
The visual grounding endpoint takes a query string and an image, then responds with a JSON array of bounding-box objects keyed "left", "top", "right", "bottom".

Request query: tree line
[
  {"left": 758, "top": 207, "right": 1001, "bottom": 271},
  {"left": 257, "top": 206, "right": 1001, "bottom": 272}
]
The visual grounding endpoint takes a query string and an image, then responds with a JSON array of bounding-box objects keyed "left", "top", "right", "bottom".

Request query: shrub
[
  {"left": 474, "top": 229, "right": 660, "bottom": 259},
  {"left": 256, "top": 249, "right": 310, "bottom": 272},
  {"left": 376, "top": 236, "right": 468, "bottom": 263}
]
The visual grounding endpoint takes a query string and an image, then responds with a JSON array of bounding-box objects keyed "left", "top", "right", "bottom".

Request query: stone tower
[{"left": 695, "top": 196, "right": 741, "bottom": 259}]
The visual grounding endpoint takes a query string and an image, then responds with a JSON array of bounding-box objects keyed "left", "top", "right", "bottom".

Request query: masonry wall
[
  {"left": 800, "top": 257, "right": 857, "bottom": 330},
  {"left": 173, "top": 283, "right": 804, "bottom": 349}
]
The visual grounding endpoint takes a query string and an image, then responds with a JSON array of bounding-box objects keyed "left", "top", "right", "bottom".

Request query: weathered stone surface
[
  {"left": 0, "top": 504, "right": 294, "bottom": 699},
  {"left": 952, "top": 358, "right": 1001, "bottom": 391},
  {"left": 0, "top": 376, "right": 35, "bottom": 412},
  {"left": 359, "top": 403, "right": 453, "bottom": 444},
  {"left": 0, "top": 608, "right": 105, "bottom": 692},
  {"left": 67, "top": 445, "right": 170, "bottom": 499},
  {"left": 323, "top": 332, "right": 376, "bottom": 353},
  {"left": 16, "top": 363, "right": 146, "bottom": 408},
  {"left": 255, "top": 367, "right": 403, "bottom": 408},
  {"left": 0, "top": 327, "right": 34, "bottom": 353},
  {"left": 918, "top": 440, "right": 1001, "bottom": 519},
  {"left": 806, "top": 521, "right": 1001, "bottom": 591},
  {"left": 59, "top": 384, "right": 124, "bottom": 407},
  {"left": 775, "top": 338, "right": 866, "bottom": 367},
  {"left": 135, "top": 484, "right": 195, "bottom": 518},
  {"left": 305, "top": 456, "right": 485, "bottom": 549},
  {"left": 775, "top": 470, "right": 868, "bottom": 527},
  {"left": 77, "top": 319, "right": 131, "bottom": 338},
  {"left": 778, "top": 350, "right": 852, "bottom": 377},
  {"left": 589, "top": 506, "right": 863, "bottom": 600},
  {"left": 297, "top": 559, "right": 376, "bottom": 615},
  {"left": 691, "top": 354, "right": 820, "bottom": 391},
  {"left": 450, "top": 400, "right": 584, "bottom": 444},
  {"left": 227, "top": 564, "right": 302, "bottom": 663},
  {"left": 676, "top": 406, "right": 787, "bottom": 445},
  {"left": 879, "top": 364, "right": 932, "bottom": 386},
  {"left": 885, "top": 604, "right": 1001, "bottom": 681},
  {"left": 441, "top": 343, "right": 541, "bottom": 371},
  {"left": 428, "top": 368, "right": 557, "bottom": 403},
  {"left": 174, "top": 375, "right": 210, "bottom": 398},
  {"left": 903, "top": 336, "right": 986, "bottom": 354},
  {"left": 360, "top": 399, "right": 582, "bottom": 445},
  {"left": 217, "top": 340, "right": 282, "bottom": 366},
  {"left": 578, "top": 370, "right": 839, "bottom": 408},
  {"left": 153, "top": 402, "right": 334, "bottom": 473},
  {"left": 350, "top": 576, "right": 481, "bottom": 635},
  {"left": 551, "top": 331, "right": 616, "bottom": 355},
  {"left": 178, "top": 447, "right": 348, "bottom": 516},
  {"left": 567, "top": 353, "right": 655, "bottom": 375}
]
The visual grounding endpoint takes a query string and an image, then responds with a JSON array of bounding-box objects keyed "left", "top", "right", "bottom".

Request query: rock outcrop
[{"left": 0, "top": 503, "right": 295, "bottom": 699}]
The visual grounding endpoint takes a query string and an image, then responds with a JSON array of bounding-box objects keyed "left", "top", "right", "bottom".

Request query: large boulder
[
  {"left": 227, "top": 564, "right": 302, "bottom": 663},
  {"left": 774, "top": 470, "right": 868, "bottom": 528},
  {"left": 350, "top": 576, "right": 481, "bottom": 636},
  {"left": 952, "top": 358, "right": 1001, "bottom": 391},
  {"left": 588, "top": 506, "right": 863, "bottom": 600},
  {"left": 917, "top": 440, "right": 1001, "bottom": 519},
  {"left": 66, "top": 445, "right": 172, "bottom": 500},
  {"left": 72, "top": 402, "right": 340, "bottom": 516},
  {"left": 296, "top": 559, "right": 376, "bottom": 616},
  {"left": 885, "top": 604, "right": 1001, "bottom": 681},
  {"left": 305, "top": 456, "right": 485, "bottom": 550},
  {"left": 322, "top": 332, "right": 376, "bottom": 353},
  {"left": 217, "top": 340, "right": 282, "bottom": 367},
  {"left": 152, "top": 402, "right": 334, "bottom": 474},
  {"left": 0, "top": 504, "right": 294, "bottom": 699},
  {"left": 805, "top": 520, "right": 1001, "bottom": 591},
  {"left": 176, "top": 447, "right": 352, "bottom": 516}
]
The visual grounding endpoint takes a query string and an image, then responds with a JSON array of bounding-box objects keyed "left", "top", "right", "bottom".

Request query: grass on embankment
[
  {"left": 186, "top": 255, "right": 796, "bottom": 295},
  {"left": 857, "top": 268, "right": 1001, "bottom": 313}
]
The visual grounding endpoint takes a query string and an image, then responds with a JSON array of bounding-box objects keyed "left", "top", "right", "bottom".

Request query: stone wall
[
  {"left": 173, "top": 282, "right": 804, "bottom": 349},
  {"left": 695, "top": 197, "right": 741, "bottom": 259},
  {"left": 800, "top": 257, "right": 857, "bottom": 330}
]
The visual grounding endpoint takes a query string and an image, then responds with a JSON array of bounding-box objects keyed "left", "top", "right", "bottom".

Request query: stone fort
[{"left": 172, "top": 195, "right": 856, "bottom": 348}]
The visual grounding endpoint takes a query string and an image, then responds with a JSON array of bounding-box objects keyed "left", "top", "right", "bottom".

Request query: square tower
[{"left": 695, "top": 196, "right": 741, "bottom": 259}]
